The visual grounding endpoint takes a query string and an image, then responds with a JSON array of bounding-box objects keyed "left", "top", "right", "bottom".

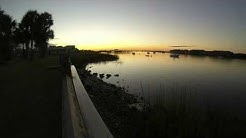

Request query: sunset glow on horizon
[{"left": 1, "top": 0, "right": 246, "bottom": 53}]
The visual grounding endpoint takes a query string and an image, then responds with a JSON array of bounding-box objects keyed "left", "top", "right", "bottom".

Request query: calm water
[{"left": 87, "top": 52, "right": 246, "bottom": 116}]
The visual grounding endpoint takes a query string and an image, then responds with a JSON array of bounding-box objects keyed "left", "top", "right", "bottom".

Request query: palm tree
[
  {"left": 20, "top": 10, "right": 39, "bottom": 59},
  {"left": 13, "top": 23, "right": 25, "bottom": 56},
  {"left": 0, "top": 8, "right": 16, "bottom": 60},
  {"left": 34, "top": 12, "right": 54, "bottom": 57},
  {"left": 20, "top": 11, "right": 54, "bottom": 58}
]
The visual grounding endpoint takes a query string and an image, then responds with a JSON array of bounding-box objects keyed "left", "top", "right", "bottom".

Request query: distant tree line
[
  {"left": 0, "top": 8, "right": 54, "bottom": 60},
  {"left": 170, "top": 49, "right": 246, "bottom": 59}
]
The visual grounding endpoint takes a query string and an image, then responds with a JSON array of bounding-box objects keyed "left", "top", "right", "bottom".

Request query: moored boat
[{"left": 170, "top": 54, "right": 179, "bottom": 58}]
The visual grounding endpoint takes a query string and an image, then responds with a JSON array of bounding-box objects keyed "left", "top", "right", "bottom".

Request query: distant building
[
  {"left": 48, "top": 45, "right": 78, "bottom": 55},
  {"left": 65, "top": 45, "right": 77, "bottom": 53}
]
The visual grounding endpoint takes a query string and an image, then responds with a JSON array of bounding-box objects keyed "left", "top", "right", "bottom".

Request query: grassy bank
[
  {"left": 0, "top": 56, "right": 62, "bottom": 138},
  {"left": 135, "top": 87, "right": 246, "bottom": 138},
  {"left": 70, "top": 50, "right": 118, "bottom": 67}
]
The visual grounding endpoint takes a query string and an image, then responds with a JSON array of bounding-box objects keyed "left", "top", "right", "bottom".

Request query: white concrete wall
[{"left": 71, "top": 65, "right": 113, "bottom": 138}]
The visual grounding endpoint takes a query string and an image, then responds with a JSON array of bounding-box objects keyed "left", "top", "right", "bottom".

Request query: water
[{"left": 87, "top": 52, "right": 246, "bottom": 117}]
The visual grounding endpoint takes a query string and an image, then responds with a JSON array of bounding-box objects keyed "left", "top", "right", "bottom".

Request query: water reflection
[{"left": 87, "top": 52, "right": 246, "bottom": 117}]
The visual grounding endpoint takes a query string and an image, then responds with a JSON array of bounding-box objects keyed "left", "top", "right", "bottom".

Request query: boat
[{"left": 170, "top": 54, "right": 179, "bottom": 58}]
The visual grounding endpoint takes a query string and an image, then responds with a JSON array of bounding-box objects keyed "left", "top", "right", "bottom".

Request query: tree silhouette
[
  {"left": 20, "top": 10, "right": 39, "bottom": 59},
  {"left": 35, "top": 12, "right": 54, "bottom": 57},
  {"left": 0, "top": 8, "right": 16, "bottom": 60},
  {"left": 0, "top": 9, "right": 54, "bottom": 60},
  {"left": 20, "top": 10, "right": 54, "bottom": 58},
  {"left": 18, "top": 21, "right": 30, "bottom": 59},
  {"left": 13, "top": 23, "right": 25, "bottom": 49}
]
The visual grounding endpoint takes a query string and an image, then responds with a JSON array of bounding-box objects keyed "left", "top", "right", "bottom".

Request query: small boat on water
[{"left": 170, "top": 54, "right": 179, "bottom": 58}]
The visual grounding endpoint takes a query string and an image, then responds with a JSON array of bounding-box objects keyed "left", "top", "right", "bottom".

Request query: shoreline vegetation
[
  {"left": 170, "top": 49, "right": 246, "bottom": 59},
  {"left": 70, "top": 50, "right": 246, "bottom": 138},
  {"left": 70, "top": 50, "right": 118, "bottom": 68},
  {"left": 97, "top": 49, "right": 246, "bottom": 60}
]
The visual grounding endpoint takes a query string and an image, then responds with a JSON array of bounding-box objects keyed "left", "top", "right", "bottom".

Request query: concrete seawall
[{"left": 62, "top": 65, "right": 113, "bottom": 138}]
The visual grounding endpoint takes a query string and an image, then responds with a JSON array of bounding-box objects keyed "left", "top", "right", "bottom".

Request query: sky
[{"left": 1, "top": 0, "right": 246, "bottom": 53}]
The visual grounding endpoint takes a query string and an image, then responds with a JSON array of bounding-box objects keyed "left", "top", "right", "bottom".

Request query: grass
[
  {"left": 70, "top": 50, "right": 118, "bottom": 67},
  {"left": 0, "top": 56, "right": 62, "bottom": 138},
  {"left": 134, "top": 85, "right": 246, "bottom": 138}
]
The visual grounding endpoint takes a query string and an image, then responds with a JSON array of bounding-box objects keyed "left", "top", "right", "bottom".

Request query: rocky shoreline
[{"left": 77, "top": 68, "right": 142, "bottom": 138}]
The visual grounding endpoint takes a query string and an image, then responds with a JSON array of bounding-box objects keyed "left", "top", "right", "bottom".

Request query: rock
[
  {"left": 77, "top": 67, "right": 140, "bottom": 138},
  {"left": 99, "top": 73, "right": 104, "bottom": 79},
  {"left": 92, "top": 73, "right": 98, "bottom": 77},
  {"left": 106, "top": 74, "right": 112, "bottom": 79},
  {"left": 128, "top": 103, "right": 144, "bottom": 111}
]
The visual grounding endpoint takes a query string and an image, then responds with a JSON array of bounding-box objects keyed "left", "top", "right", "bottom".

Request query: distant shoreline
[
  {"left": 96, "top": 49, "right": 246, "bottom": 59},
  {"left": 170, "top": 49, "right": 246, "bottom": 60}
]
